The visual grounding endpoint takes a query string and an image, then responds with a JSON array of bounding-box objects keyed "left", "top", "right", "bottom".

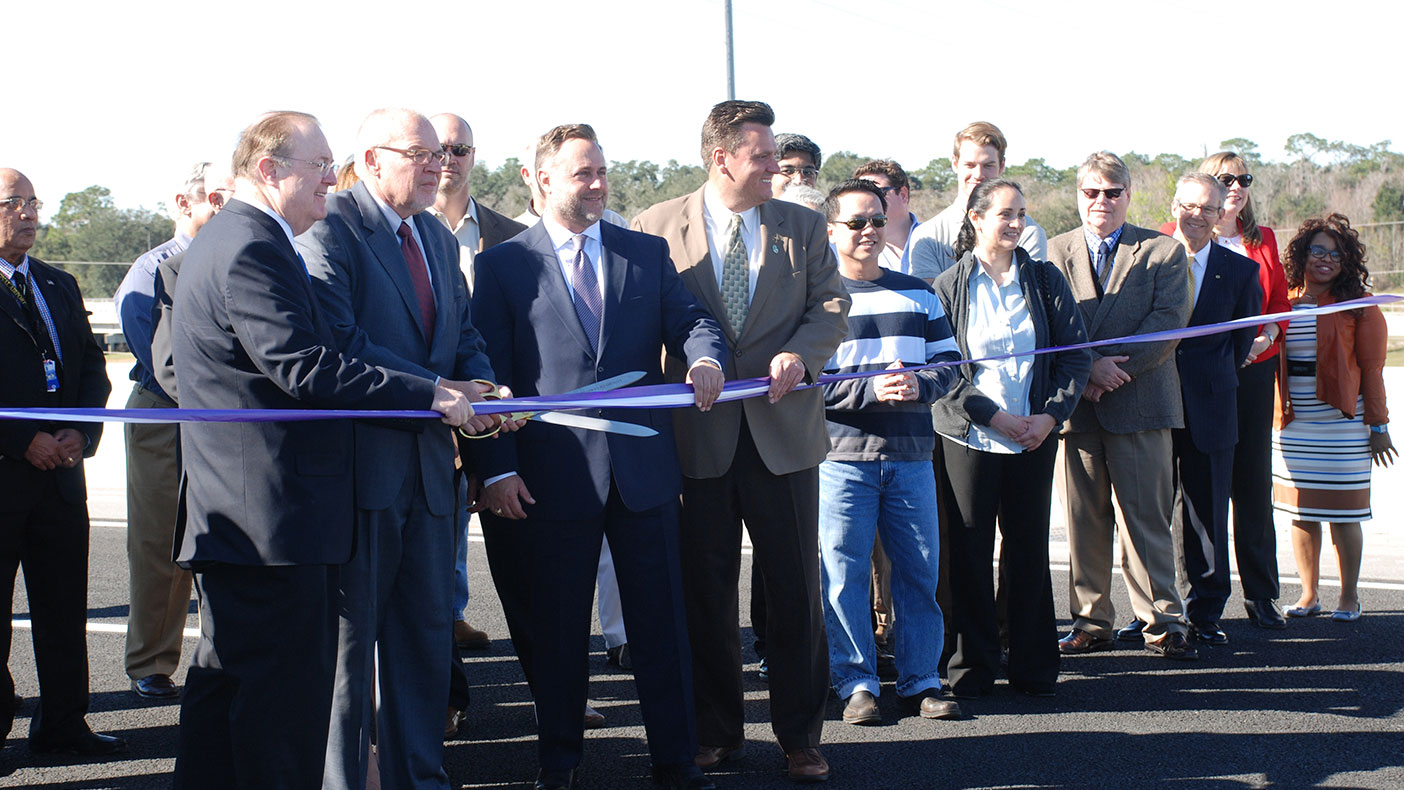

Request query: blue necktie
[{"left": 570, "top": 234, "right": 602, "bottom": 353}]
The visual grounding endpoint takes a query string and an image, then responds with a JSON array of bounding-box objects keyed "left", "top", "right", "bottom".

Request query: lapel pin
[{"left": 771, "top": 240, "right": 781, "bottom": 254}]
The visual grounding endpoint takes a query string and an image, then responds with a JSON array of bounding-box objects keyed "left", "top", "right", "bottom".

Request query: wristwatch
[{"left": 1370, "top": 424, "right": 1388, "bottom": 434}]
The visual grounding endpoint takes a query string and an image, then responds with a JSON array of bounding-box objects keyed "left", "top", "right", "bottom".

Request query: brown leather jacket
[{"left": 1275, "top": 290, "right": 1388, "bottom": 428}]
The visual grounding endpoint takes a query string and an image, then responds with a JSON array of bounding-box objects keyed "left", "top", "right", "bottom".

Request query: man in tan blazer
[
  {"left": 1048, "top": 151, "right": 1197, "bottom": 661},
  {"left": 633, "top": 100, "right": 849, "bottom": 783}
]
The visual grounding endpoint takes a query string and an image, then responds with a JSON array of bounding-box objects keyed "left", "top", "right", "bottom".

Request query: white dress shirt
[
  {"left": 701, "top": 185, "right": 762, "bottom": 301},
  {"left": 1189, "top": 241, "right": 1211, "bottom": 309}
]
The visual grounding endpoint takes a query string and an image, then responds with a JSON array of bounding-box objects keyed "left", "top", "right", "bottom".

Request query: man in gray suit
[
  {"left": 300, "top": 108, "right": 500, "bottom": 790},
  {"left": 1047, "top": 152, "right": 1198, "bottom": 661}
]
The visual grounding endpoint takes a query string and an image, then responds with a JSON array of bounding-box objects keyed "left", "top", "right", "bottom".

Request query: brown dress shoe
[
  {"left": 454, "top": 620, "right": 490, "bottom": 650},
  {"left": 584, "top": 703, "right": 606, "bottom": 729},
  {"left": 1058, "top": 628, "right": 1114, "bottom": 654},
  {"left": 841, "top": 691, "right": 880, "bottom": 725},
  {"left": 898, "top": 690, "right": 962, "bottom": 720},
  {"left": 785, "top": 747, "right": 830, "bottom": 783},
  {"left": 1145, "top": 631, "right": 1199, "bottom": 661},
  {"left": 694, "top": 742, "right": 744, "bottom": 770}
]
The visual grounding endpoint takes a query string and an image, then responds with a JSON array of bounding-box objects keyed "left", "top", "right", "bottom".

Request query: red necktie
[{"left": 397, "top": 221, "right": 436, "bottom": 344}]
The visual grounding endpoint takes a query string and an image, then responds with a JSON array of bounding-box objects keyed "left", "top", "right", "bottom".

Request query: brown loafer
[
  {"left": 840, "top": 691, "right": 880, "bottom": 725},
  {"left": 1058, "top": 628, "right": 1114, "bottom": 654},
  {"left": 1145, "top": 631, "right": 1199, "bottom": 661},
  {"left": 694, "top": 741, "right": 744, "bottom": 770},
  {"left": 898, "top": 690, "right": 962, "bottom": 720},
  {"left": 785, "top": 747, "right": 830, "bottom": 783},
  {"left": 454, "top": 620, "right": 490, "bottom": 650}
]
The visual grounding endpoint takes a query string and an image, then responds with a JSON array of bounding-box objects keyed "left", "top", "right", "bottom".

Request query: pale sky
[{"left": 9, "top": 0, "right": 1398, "bottom": 221}]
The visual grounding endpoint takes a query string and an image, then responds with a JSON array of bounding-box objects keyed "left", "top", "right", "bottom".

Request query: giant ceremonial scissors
[{"left": 462, "top": 371, "right": 656, "bottom": 439}]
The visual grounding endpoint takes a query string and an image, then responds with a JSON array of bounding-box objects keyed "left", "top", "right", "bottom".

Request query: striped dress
[{"left": 1271, "top": 305, "right": 1372, "bottom": 520}]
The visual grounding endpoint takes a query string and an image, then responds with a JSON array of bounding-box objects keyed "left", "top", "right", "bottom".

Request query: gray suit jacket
[
  {"left": 299, "top": 182, "right": 494, "bottom": 516},
  {"left": 1047, "top": 223, "right": 1190, "bottom": 435}
]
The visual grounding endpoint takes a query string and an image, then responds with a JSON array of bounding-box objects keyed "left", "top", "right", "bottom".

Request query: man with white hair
[{"left": 300, "top": 107, "right": 501, "bottom": 790}]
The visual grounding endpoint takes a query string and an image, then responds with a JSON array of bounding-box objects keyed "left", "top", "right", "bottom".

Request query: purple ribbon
[{"left": 2, "top": 295, "right": 1396, "bottom": 424}]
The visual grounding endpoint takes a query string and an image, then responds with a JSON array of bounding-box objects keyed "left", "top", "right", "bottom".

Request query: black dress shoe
[
  {"left": 606, "top": 643, "right": 633, "bottom": 671},
  {"left": 1190, "top": 622, "right": 1228, "bottom": 645},
  {"left": 1115, "top": 619, "right": 1146, "bottom": 643},
  {"left": 1012, "top": 681, "right": 1057, "bottom": 698},
  {"left": 132, "top": 673, "right": 179, "bottom": 699},
  {"left": 1145, "top": 631, "right": 1199, "bottom": 661},
  {"left": 535, "top": 767, "right": 577, "bottom": 790},
  {"left": 31, "top": 731, "right": 128, "bottom": 757},
  {"left": 653, "top": 762, "right": 717, "bottom": 789},
  {"left": 1245, "top": 599, "right": 1288, "bottom": 629}
]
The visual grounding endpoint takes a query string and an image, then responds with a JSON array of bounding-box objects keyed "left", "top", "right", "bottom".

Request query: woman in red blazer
[{"left": 1159, "top": 151, "right": 1291, "bottom": 627}]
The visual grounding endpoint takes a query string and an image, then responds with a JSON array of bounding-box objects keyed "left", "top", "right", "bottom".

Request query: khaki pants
[{"left": 124, "top": 384, "right": 191, "bottom": 680}]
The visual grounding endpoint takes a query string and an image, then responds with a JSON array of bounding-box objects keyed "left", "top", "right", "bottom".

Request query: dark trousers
[
  {"left": 939, "top": 438, "right": 1059, "bottom": 694},
  {"left": 1232, "top": 358, "right": 1281, "bottom": 600},
  {"left": 1174, "top": 430, "right": 1234, "bottom": 626},
  {"left": 491, "top": 484, "right": 696, "bottom": 772},
  {"left": 174, "top": 563, "right": 339, "bottom": 790},
  {"left": 0, "top": 472, "right": 91, "bottom": 747},
  {"left": 680, "top": 425, "right": 826, "bottom": 751},
  {"left": 482, "top": 514, "right": 537, "bottom": 693}
]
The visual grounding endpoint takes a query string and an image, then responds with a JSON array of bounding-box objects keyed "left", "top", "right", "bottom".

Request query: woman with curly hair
[{"left": 1272, "top": 213, "right": 1395, "bottom": 622}]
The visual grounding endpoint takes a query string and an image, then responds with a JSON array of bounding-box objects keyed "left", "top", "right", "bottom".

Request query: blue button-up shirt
[
  {"left": 115, "top": 233, "right": 190, "bottom": 399},
  {"left": 1, "top": 254, "right": 63, "bottom": 365}
]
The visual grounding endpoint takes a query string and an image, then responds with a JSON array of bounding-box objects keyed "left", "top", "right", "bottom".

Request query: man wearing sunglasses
[
  {"left": 115, "top": 160, "right": 233, "bottom": 705},
  {"left": 429, "top": 113, "right": 527, "bottom": 295},
  {"left": 299, "top": 108, "right": 502, "bottom": 790},
  {"left": 1047, "top": 151, "right": 1197, "bottom": 661}
]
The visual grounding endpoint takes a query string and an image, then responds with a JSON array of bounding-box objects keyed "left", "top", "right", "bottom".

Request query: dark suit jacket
[
  {"left": 1047, "top": 223, "right": 1191, "bottom": 435},
  {"left": 476, "top": 201, "right": 527, "bottom": 251},
  {"left": 150, "top": 251, "right": 183, "bottom": 402},
  {"left": 0, "top": 257, "right": 111, "bottom": 510},
  {"left": 299, "top": 182, "right": 495, "bottom": 516},
  {"left": 171, "top": 199, "right": 436, "bottom": 566},
  {"left": 1176, "top": 242, "right": 1262, "bottom": 453},
  {"left": 469, "top": 221, "right": 727, "bottom": 521}
]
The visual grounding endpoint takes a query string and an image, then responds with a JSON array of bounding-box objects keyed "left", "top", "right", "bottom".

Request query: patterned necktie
[
  {"left": 397, "top": 221, "right": 437, "bottom": 344},
  {"left": 1094, "top": 240, "right": 1112, "bottom": 284},
  {"left": 720, "top": 214, "right": 749, "bottom": 335},
  {"left": 570, "top": 234, "right": 603, "bottom": 353}
]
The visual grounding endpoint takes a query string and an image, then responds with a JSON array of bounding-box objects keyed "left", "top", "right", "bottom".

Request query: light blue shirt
[
  {"left": 541, "top": 215, "right": 604, "bottom": 308},
  {"left": 365, "top": 186, "right": 433, "bottom": 290},
  {"left": 0, "top": 254, "right": 64, "bottom": 365},
  {"left": 962, "top": 259, "right": 1035, "bottom": 454}
]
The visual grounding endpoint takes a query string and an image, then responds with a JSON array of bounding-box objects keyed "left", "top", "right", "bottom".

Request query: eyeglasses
[
  {"left": 279, "top": 157, "right": 338, "bottom": 176},
  {"left": 833, "top": 215, "right": 887, "bottom": 231},
  {"left": 1217, "top": 173, "right": 1253, "bottom": 188},
  {"left": 375, "top": 145, "right": 449, "bottom": 166},
  {"left": 1307, "top": 245, "right": 1342, "bottom": 262},
  {"left": 441, "top": 143, "right": 475, "bottom": 157},
  {"left": 1080, "top": 187, "right": 1125, "bottom": 200},
  {"left": 1176, "top": 202, "right": 1222, "bottom": 215},
  {"left": 779, "top": 165, "right": 819, "bottom": 179},
  {"left": 866, "top": 183, "right": 896, "bottom": 195},
  {"left": 0, "top": 197, "right": 42, "bottom": 212}
]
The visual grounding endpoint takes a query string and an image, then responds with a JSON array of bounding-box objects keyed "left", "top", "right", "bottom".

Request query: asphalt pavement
[{"left": 2, "top": 363, "right": 1402, "bottom": 788}]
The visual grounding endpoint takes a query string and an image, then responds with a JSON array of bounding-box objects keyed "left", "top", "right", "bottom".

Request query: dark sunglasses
[
  {"left": 1080, "top": 187, "right": 1125, "bottom": 200},
  {"left": 833, "top": 215, "right": 888, "bottom": 231},
  {"left": 441, "top": 143, "right": 476, "bottom": 157},
  {"left": 1307, "top": 245, "right": 1342, "bottom": 262},
  {"left": 1217, "top": 173, "right": 1253, "bottom": 188}
]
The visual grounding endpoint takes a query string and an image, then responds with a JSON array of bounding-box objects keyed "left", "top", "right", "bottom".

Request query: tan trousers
[
  {"left": 124, "top": 384, "right": 192, "bottom": 679},
  {"left": 1059, "top": 428, "right": 1186, "bottom": 641}
]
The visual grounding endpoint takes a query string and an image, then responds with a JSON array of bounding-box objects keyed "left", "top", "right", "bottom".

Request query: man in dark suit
[
  {"left": 1167, "top": 173, "right": 1261, "bottom": 645},
  {"left": 298, "top": 107, "right": 500, "bottom": 790},
  {"left": 632, "top": 100, "right": 850, "bottom": 783},
  {"left": 1048, "top": 152, "right": 1197, "bottom": 661},
  {"left": 472, "top": 123, "right": 726, "bottom": 790},
  {"left": 0, "top": 168, "right": 120, "bottom": 756},
  {"left": 170, "top": 113, "right": 475, "bottom": 789}
]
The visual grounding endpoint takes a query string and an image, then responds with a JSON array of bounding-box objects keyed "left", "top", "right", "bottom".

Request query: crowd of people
[{"left": 0, "top": 102, "right": 1394, "bottom": 790}]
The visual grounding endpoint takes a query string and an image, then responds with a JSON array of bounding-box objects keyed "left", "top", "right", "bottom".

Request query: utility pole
[{"left": 724, "top": 0, "right": 735, "bottom": 99}]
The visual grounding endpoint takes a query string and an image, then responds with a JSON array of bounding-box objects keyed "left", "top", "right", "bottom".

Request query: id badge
[{"left": 43, "top": 358, "right": 59, "bottom": 392}]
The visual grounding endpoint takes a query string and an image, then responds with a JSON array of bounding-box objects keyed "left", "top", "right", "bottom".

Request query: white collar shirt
[
  {"left": 541, "top": 214, "right": 604, "bottom": 308},
  {"left": 366, "top": 186, "right": 433, "bottom": 289},
  {"left": 701, "top": 185, "right": 762, "bottom": 301}
]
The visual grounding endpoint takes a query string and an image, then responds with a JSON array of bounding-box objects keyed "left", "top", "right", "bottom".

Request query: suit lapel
[
  {"left": 0, "top": 279, "right": 35, "bottom": 344},
  {"left": 598, "top": 224, "right": 628, "bottom": 359},
  {"left": 676, "top": 190, "right": 729, "bottom": 340},
  {"left": 528, "top": 224, "right": 595, "bottom": 356},
  {"left": 352, "top": 183, "right": 429, "bottom": 344},
  {"left": 745, "top": 202, "right": 790, "bottom": 336},
  {"left": 1090, "top": 226, "right": 1137, "bottom": 333},
  {"left": 1060, "top": 234, "right": 1102, "bottom": 333}
]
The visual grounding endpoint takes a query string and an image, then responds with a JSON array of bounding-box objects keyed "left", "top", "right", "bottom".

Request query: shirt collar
[
  {"left": 702, "top": 183, "right": 760, "bottom": 233},
  {"left": 364, "top": 183, "right": 414, "bottom": 234},
  {"left": 429, "top": 197, "right": 480, "bottom": 234},
  {"left": 1192, "top": 240, "right": 1213, "bottom": 268},
  {"left": 0, "top": 254, "right": 31, "bottom": 278},
  {"left": 234, "top": 197, "right": 297, "bottom": 249},
  {"left": 541, "top": 212, "right": 601, "bottom": 253},
  {"left": 1083, "top": 224, "right": 1124, "bottom": 251}
]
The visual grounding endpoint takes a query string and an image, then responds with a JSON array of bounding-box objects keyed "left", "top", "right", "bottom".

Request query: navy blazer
[
  {"left": 469, "top": 221, "right": 727, "bottom": 521},
  {"left": 171, "top": 199, "right": 436, "bottom": 566},
  {"left": 1175, "top": 242, "right": 1262, "bottom": 454},
  {"left": 299, "top": 182, "right": 495, "bottom": 515},
  {"left": 0, "top": 257, "right": 112, "bottom": 510}
]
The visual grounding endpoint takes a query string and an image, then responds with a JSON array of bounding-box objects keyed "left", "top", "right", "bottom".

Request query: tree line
[{"left": 32, "top": 135, "right": 1404, "bottom": 299}]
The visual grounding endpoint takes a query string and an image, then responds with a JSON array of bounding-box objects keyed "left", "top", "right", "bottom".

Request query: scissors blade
[
  {"left": 532, "top": 411, "right": 657, "bottom": 437},
  {"left": 562, "top": 370, "right": 647, "bottom": 396}
]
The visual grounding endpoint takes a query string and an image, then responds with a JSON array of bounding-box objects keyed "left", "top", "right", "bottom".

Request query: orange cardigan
[{"left": 1275, "top": 290, "right": 1389, "bottom": 428}]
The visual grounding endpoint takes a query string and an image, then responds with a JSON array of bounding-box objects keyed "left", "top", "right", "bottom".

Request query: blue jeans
[
  {"left": 453, "top": 475, "right": 470, "bottom": 619},
  {"left": 819, "top": 458, "right": 944, "bottom": 699}
]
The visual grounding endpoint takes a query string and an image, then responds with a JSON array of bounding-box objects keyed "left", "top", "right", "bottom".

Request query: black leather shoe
[
  {"left": 535, "top": 768, "right": 577, "bottom": 790},
  {"left": 1245, "top": 599, "right": 1288, "bottom": 629},
  {"left": 31, "top": 731, "right": 128, "bottom": 757},
  {"left": 757, "top": 657, "right": 769, "bottom": 683},
  {"left": 132, "top": 673, "right": 179, "bottom": 699},
  {"left": 1115, "top": 619, "right": 1146, "bottom": 643},
  {"left": 1012, "top": 681, "right": 1057, "bottom": 698},
  {"left": 606, "top": 643, "right": 632, "bottom": 671},
  {"left": 653, "top": 762, "right": 717, "bottom": 789},
  {"left": 876, "top": 646, "right": 898, "bottom": 681},
  {"left": 841, "top": 690, "right": 881, "bottom": 725},
  {"left": 1190, "top": 622, "right": 1228, "bottom": 645},
  {"left": 1145, "top": 631, "right": 1199, "bottom": 661},
  {"left": 694, "top": 742, "right": 745, "bottom": 770}
]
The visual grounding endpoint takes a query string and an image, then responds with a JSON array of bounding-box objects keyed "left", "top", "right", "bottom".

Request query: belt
[{"left": 1286, "top": 360, "right": 1316, "bottom": 377}]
